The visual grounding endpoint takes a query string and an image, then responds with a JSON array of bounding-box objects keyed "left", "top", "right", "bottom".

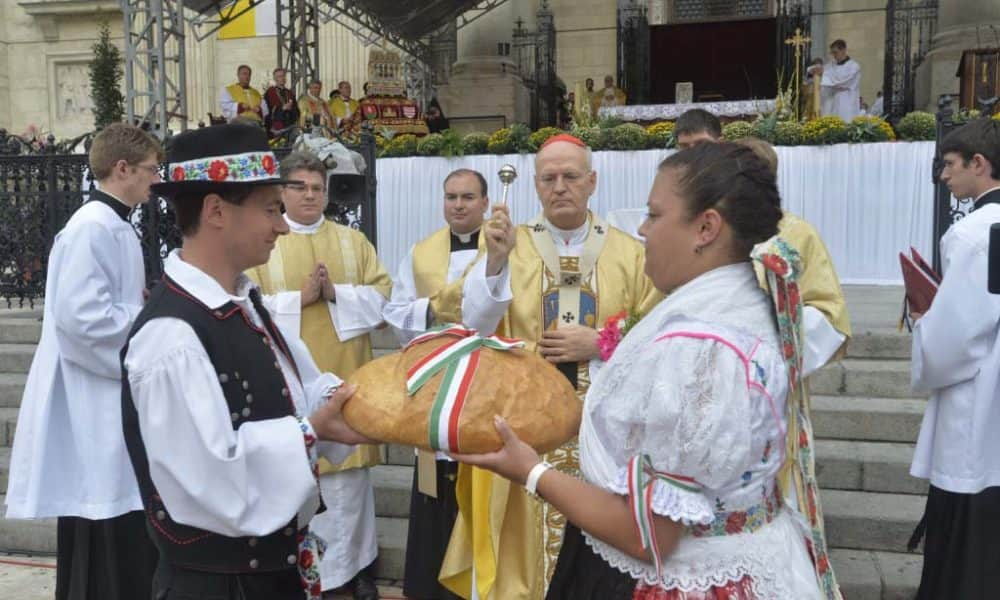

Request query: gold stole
[
  {"left": 226, "top": 83, "right": 263, "bottom": 121},
  {"left": 248, "top": 220, "right": 382, "bottom": 473}
]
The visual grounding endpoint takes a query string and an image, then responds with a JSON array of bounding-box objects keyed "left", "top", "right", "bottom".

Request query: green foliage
[
  {"left": 750, "top": 114, "right": 780, "bottom": 144},
  {"left": 528, "top": 126, "right": 563, "bottom": 152},
  {"left": 508, "top": 123, "right": 533, "bottom": 153},
  {"left": 571, "top": 124, "right": 607, "bottom": 150},
  {"left": 953, "top": 109, "right": 981, "bottom": 124},
  {"left": 486, "top": 128, "right": 514, "bottom": 154},
  {"left": 463, "top": 132, "right": 489, "bottom": 155},
  {"left": 438, "top": 129, "right": 465, "bottom": 158},
  {"left": 89, "top": 22, "right": 124, "bottom": 130},
  {"left": 416, "top": 133, "right": 445, "bottom": 156},
  {"left": 607, "top": 123, "right": 648, "bottom": 150},
  {"left": 801, "top": 116, "right": 849, "bottom": 145},
  {"left": 846, "top": 116, "right": 896, "bottom": 143},
  {"left": 381, "top": 134, "right": 417, "bottom": 158},
  {"left": 896, "top": 111, "right": 936, "bottom": 141},
  {"left": 773, "top": 121, "right": 804, "bottom": 146},
  {"left": 645, "top": 121, "right": 675, "bottom": 149},
  {"left": 722, "top": 121, "right": 754, "bottom": 140},
  {"left": 595, "top": 115, "right": 625, "bottom": 129}
]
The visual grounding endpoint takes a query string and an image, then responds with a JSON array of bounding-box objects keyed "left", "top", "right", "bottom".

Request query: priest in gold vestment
[
  {"left": 247, "top": 151, "right": 390, "bottom": 600},
  {"left": 298, "top": 80, "right": 336, "bottom": 130},
  {"left": 439, "top": 135, "right": 662, "bottom": 599},
  {"left": 219, "top": 65, "right": 266, "bottom": 123}
]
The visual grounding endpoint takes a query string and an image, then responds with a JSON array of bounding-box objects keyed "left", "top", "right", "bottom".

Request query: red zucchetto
[{"left": 539, "top": 133, "right": 587, "bottom": 150}]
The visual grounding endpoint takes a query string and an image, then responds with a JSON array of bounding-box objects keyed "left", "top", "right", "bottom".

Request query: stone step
[
  {"left": 0, "top": 374, "right": 26, "bottom": 409},
  {"left": 0, "top": 345, "right": 34, "bottom": 375},
  {"left": 811, "top": 359, "right": 918, "bottom": 399},
  {"left": 812, "top": 395, "right": 925, "bottom": 444},
  {"left": 815, "top": 440, "right": 924, "bottom": 495},
  {"left": 0, "top": 319, "right": 41, "bottom": 345},
  {"left": 1, "top": 407, "right": 17, "bottom": 448},
  {"left": 372, "top": 516, "right": 407, "bottom": 581},
  {"left": 831, "top": 548, "right": 921, "bottom": 600},
  {"left": 0, "top": 496, "right": 57, "bottom": 555},
  {"left": 822, "top": 490, "right": 925, "bottom": 553},
  {"left": 845, "top": 329, "right": 911, "bottom": 360},
  {"left": 371, "top": 465, "right": 412, "bottom": 519}
]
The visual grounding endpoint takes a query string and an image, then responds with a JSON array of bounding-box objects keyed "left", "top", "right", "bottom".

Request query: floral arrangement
[
  {"left": 952, "top": 108, "right": 981, "bottom": 124},
  {"left": 801, "top": 115, "right": 848, "bottom": 145},
  {"left": 645, "top": 121, "right": 675, "bottom": 148},
  {"left": 462, "top": 132, "right": 489, "bottom": 155},
  {"left": 722, "top": 120, "right": 754, "bottom": 140},
  {"left": 596, "top": 310, "right": 641, "bottom": 361},
  {"left": 895, "top": 111, "right": 935, "bottom": 141},
  {"left": 570, "top": 124, "right": 607, "bottom": 150},
  {"left": 416, "top": 133, "right": 445, "bottom": 156},
  {"left": 606, "top": 123, "right": 648, "bottom": 151},
  {"left": 381, "top": 133, "right": 417, "bottom": 157},
  {"left": 846, "top": 115, "right": 896, "bottom": 143},
  {"left": 773, "top": 120, "right": 804, "bottom": 146},
  {"left": 486, "top": 127, "right": 514, "bottom": 154},
  {"left": 528, "top": 126, "right": 563, "bottom": 151}
]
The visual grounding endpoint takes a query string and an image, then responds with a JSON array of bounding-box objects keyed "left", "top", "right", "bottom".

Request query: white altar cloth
[
  {"left": 598, "top": 98, "right": 777, "bottom": 121},
  {"left": 374, "top": 141, "right": 936, "bottom": 286}
]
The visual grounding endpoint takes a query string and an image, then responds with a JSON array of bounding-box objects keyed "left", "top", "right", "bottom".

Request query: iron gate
[{"left": 883, "top": 0, "right": 938, "bottom": 121}]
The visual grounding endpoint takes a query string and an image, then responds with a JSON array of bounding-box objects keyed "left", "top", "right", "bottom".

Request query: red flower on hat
[
  {"left": 172, "top": 166, "right": 185, "bottom": 181},
  {"left": 208, "top": 160, "right": 229, "bottom": 182},
  {"left": 262, "top": 154, "right": 276, "bottom": 175},
  {"left": 299, "top": 548, "right": 313, "bottom": 569}
]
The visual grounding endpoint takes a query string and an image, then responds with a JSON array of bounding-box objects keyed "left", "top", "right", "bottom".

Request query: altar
[
  {"left": 373, "top": 141, "right": 936, "bottom": 286},
  {"left": 598, "top": 98, "right": 777, "bottom": 123}
]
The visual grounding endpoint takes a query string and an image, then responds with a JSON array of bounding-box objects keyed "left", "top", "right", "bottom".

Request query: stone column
[{"left": 916, "top": 1, "right": 1000, "bottom": 111}]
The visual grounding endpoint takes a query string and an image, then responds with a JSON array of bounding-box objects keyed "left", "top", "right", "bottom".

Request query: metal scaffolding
[
  {"left": 123, "top": 0, "right": 189, "bottom": 138},
  {"left": 278, "top": 0, "right": 321, "bottom": 93}
]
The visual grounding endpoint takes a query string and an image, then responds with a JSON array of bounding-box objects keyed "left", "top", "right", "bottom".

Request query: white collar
[
  {"left": 545, "top": 216, "right": 589, "bottom": 247},
  {"left": 974, "top": 185, "right": 1000, "bottom": 203},
  {"left": 284, "top": 213, "right": 325, "bottom": 234},
  {"left": 164, "top": 250, "right": 255, "bottom": 310},
  {"left": 451, "top": 226, "right": 481, "bottom": 244}
]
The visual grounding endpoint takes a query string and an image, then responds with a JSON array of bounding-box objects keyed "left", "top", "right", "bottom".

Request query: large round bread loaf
[{"left": 343, "top": 333, "right": 580, "bottom": 454}]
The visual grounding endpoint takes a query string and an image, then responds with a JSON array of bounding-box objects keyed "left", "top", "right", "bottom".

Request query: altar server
[
  {"left": 908, "top": 118, "right": 1000, "bottom": 599},
  {"left": 122, "top": 123, "right": 369, "bottom": 600},
  {"left": 383, "top": 168, "right": 488, "bottom": 600},
  {"left": 246, "top": 150, "right": 391, "bottom": 600},
  {"left": 5, "top": 123, "right": 162, "bottom": 600},
  {"left": 439, "top": 134, "right": 662, "bottom": 599},
  {"left": 820, "top": 40, "right": 861, "bottom": 122}
]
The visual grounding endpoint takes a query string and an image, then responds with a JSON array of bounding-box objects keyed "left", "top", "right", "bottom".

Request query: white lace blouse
[{"left": 578, "top": 263, "right": 822, "bottom": 598}]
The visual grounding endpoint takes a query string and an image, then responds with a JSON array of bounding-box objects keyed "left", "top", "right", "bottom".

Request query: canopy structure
[{"left": 122, "top": 0, "right": 510, "bottom": 137}]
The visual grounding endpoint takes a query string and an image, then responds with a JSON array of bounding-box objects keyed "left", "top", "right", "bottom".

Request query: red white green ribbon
[
  {"left": 627, "top": 454, "right": 702, "bottom": 580},
  {"left": 405, "top": 324, "right": 523, "bottom": 452}
]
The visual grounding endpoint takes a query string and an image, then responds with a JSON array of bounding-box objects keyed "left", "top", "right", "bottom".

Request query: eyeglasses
[
  {"left": 284, "top": 183, "right": 326, "bottom": 194},
  {"left": 131, "top": 163, "right": 161, "bottom": 175},
  {"left": 537, "top": 171, "right": 589, "bottom": 187}
]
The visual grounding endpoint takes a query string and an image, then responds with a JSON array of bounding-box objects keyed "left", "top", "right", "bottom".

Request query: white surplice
[
  {"left": 910, "top": 199, "right": 1000, "bottom": 494},
  {"left": 820, "top": 58, "right": 861, "bottom": 122},
  {"left": 255, "top": 214, "right": 386, "bottom": 589},
  {"left": 6, "top": 198, "right": 145, "bottom": 520},
  {"left": 383, "top": 231, "right": 480, "bottom": 346},
  {"left": 123, "top": 250, "right": 353, "bottom": 537},
  {"left": 580, "top": 263, "right": 821, "bottom": 597}
]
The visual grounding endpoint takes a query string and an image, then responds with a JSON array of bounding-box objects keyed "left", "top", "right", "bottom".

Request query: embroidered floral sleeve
[{"left": 296, "top": 417, "right": 319, "bottom": 476}]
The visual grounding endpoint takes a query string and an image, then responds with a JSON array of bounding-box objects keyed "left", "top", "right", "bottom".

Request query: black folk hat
[{"left": 151, "top": 123, "right": 299, "bottom": 198}]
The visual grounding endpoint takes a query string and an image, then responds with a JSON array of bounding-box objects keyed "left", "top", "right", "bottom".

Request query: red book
[{"left": 900, "top": 249, "right": 940, "bottom": 315}]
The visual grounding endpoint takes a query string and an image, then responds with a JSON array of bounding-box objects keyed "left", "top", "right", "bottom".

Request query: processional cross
[{"left": 784, "top": 28, "right": 812, "bottom": 122}]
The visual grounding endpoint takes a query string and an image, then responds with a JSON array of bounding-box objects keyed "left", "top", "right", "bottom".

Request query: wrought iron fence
[
  {"left": 0, "top": 130, "right": 378, "bottom": 308},
  {"left": 883, "top": 0, "right": 938, "bottom": 121}
]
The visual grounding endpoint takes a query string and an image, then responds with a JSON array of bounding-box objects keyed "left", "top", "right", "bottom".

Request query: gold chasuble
[
  {"left": 412, "top": 226, "right": 485, "bottom": 324},
  {"left": 247, "top": 219, "right": 391, "bottom": 473},
  {"left": 440, "top": 213, "right": 661, "bottom": 600},
  {"left": 226, "top": 83, "right": 263, "bottom": 122}
]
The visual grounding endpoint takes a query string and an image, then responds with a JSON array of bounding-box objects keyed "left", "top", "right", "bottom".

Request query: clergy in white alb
[
  {"left": 820, "top": 39, "right": 861, "bottom": 122},
  {"left": 5, "top": 124, "right": 163, "bottom": 600},
  {"left": 246, "top": 151, "right": 391, "bottom": 598},
  {"left": 383, "top": 168, "right": 488, "bottom": 600},
  {"left": 908, "top": 119, "right": 1000, "bottom": 600},
  {"left": 122, "top": 124, "right": 370, "bottom": 600}
]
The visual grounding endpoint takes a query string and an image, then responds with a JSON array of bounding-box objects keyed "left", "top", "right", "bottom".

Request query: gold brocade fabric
[
  {"left": 247, "top": 219, "right": 391, "bottom": 473},
  {"left": 440, "top": 218, "right": 661, "bottom": 600},
  {"left": 226, "top": 83, "right": 263, "bottom": 122},
  {"left": 298, "top": 95, "right": 334, "bottom": 128},
  {"left": 411, "top": 227, "right": 485, "bottom": 326}
]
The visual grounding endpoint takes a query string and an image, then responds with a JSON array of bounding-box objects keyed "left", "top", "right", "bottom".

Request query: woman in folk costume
[{"left": 455, "top": 142, "right": 840, "bottom": 599}]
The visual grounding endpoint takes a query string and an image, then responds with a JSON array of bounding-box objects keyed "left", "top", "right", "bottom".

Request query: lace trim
[
  {"left": 581, "top": 529, "right": 788, "bottom": 598},
  {"left": 611, "top": 468, "right": 714, "bottom": 526}
]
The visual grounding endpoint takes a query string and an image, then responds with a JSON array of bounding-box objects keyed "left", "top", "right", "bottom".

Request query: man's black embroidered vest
[{"left": 121, "top": 276, "right": 305, "bottom": 573}]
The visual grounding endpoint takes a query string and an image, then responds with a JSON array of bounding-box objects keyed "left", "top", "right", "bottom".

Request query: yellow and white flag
[{"left": 218, "top": 0, "right": 277, "bottom": 39}]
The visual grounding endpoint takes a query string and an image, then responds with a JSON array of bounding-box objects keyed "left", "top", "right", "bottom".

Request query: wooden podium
[{"left": 957, "top": 48, "right": 1000, "bottom": 114}]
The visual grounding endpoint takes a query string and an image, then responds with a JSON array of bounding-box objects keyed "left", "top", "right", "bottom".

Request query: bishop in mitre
[
  {"left": 247, "top": 151, "right": 391, "bottom": 599},
  {"left": 439, "top": 134, "right": 662, "bottom": 599},
  {"left": 382, "top": 168, "right": 489, "bottom": 600}
]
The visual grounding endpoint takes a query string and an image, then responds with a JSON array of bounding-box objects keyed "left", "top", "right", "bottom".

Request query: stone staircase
[{"left": 0, "top": 286, "right": 927, "bottom": 598}]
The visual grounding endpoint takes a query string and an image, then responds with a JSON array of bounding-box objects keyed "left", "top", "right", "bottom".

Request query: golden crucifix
[{"left": 785, "top": 28, "right": 812, "bottom": 122}]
